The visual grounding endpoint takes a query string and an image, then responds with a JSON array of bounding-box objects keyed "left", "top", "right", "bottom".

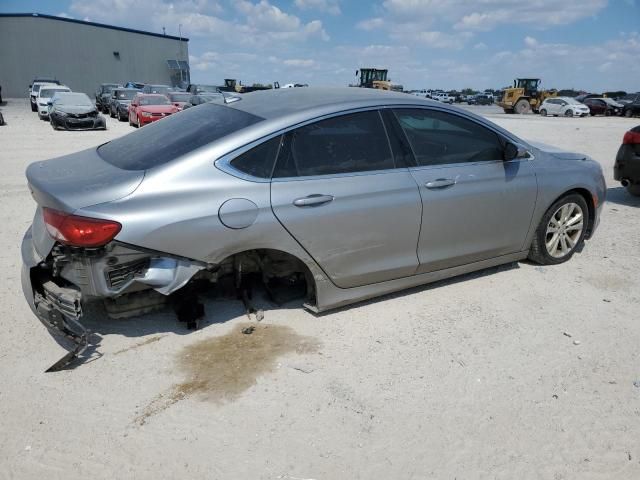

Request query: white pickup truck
[{"left": 431, "top": 92, "right": 454, "bottom": 104}]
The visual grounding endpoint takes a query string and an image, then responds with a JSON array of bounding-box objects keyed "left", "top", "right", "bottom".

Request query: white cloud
[
  {"left": 294, "top": 0, "right": 341, "bottom": 15},
  {"left": 524, "top": 36, "right": 538, "bottom": 47},
  {"left": 473, "top": 42, "right": 487, "bottom": 50},
  {"left": 391, "top": 30, "right": 472, "bottom": 49},
  {"left": 283, "top": 58, "right": 316, "bottom": 67},
  {"left": 356, "top": 17, "right": 384, "bottom": 31}
]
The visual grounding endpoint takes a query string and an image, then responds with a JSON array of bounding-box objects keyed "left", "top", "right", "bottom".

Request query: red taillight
[
  {"left": 623, "top": 130, "right": 640, "bottom": 145},
  {"left": 43, "top": 208, "right": 121, "bottom": 247}
]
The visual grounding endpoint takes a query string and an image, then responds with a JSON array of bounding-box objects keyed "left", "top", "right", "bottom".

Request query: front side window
[
  {"left": 273, "top": 110, "right": 394, "bottom": 178},
  {"left": 393, "top": 109, "right": 504, "bottom": 166}
]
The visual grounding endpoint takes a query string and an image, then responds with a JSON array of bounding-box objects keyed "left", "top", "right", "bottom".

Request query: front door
[
  {"left": 391, "top": 108, "right": 538, "bottom": 273},
  {"left": 270, "top": 110, "right": 423, "bottom": 288}
]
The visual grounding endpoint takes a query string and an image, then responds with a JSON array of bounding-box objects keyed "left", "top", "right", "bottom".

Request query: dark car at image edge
[{"left": 614, "top": 125, "right": 640, "bottom": 196}]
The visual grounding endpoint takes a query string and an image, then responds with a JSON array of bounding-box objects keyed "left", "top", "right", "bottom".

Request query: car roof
[
  {"left": 38, "top": 86, "right": 70, "bottom": 93},
  {"left": 228, "top": 87, "right": 433, "bottom": 121},
  {"left": 137, "top": 93, "right": 169, "bottom": 98}
]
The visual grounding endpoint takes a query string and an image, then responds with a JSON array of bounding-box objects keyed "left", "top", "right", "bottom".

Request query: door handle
[
  {"left": 425, "top": 178, "right": 456, "bottom": 189},
  {"left": 292, "top": 194, "right": 334, "bottom": 207}
]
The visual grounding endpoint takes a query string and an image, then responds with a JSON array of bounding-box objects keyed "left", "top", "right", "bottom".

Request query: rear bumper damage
[{"left": 21, "top": 227, "right": 205, "bottom": 370}]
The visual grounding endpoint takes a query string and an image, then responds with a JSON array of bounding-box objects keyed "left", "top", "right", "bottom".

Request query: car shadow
[{"left": 606, "top": 186, "right": 640, "bottom": 207}]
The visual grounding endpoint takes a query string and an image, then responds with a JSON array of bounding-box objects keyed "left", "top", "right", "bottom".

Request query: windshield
[
  {"left": 115, "top": 90, "right": 137, "bottom": 100},
  {"left": 168, "top": 93, "right": 191, "bottom": 102},
  {"left": 40, "top": 88, "right": 70, "bottom": 98},
  {"left": 139, "top": 96, "right": 171, "bottom": 106},
  {"left": 565, "top": 98, "right": 582, "bottom": 105},
  {"left": 102, "top": 84, "right": 119, "bottom": 93},
  {"left": 98, "top": 103, "right": 264, "bottom": 170},
  {"left": 54, "top": 93, "right": 93, "bottom": 107}
]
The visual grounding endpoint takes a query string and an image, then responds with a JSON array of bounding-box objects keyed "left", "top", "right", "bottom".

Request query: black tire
[
  {"left": 540, "top": 109, "right": 547, "bottom": 116},
  {"left": 564, "top": 109, "right": 573, "bottom": 117},
  {"left": 110, "top": 106, "right": 115, "bottom": 118},
  {"left": 626, "top": 184, "right": 640, "bottom": 197},
  {"left": 528, "top": 193, "right": 589, "bottom": 265},
  {"left": 514, "top": 99, "right": 531, "bottom": 114},
  {"left": 625, "top": 109, "right": 633, "bottom": 118},
  {"left": 30, "top": 102, "right": 37, "bottom": 112}
]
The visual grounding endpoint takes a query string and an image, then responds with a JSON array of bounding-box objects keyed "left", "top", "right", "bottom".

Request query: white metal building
[{"left": 0, "top": 13, "right": 189, "bottom": 98}]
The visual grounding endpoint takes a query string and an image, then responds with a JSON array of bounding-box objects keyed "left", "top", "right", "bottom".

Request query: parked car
[
  {"left": 431, "top": 92, "right": 453, "bottom": 104},
  {"left": 95, "top": 83, "right": 121, "bottom": 114},
  {"left": 614, "top": 125, "right": 640, "bottom": 196},
  {"left": 36, "top": 85, "right": 71, "bottom": 120},
  {"left": 468, "top": 94, "right": 493, "bottom": 105},
  {"left": 30, "top": 80, "right": 60, "bottom": 112},
  {"left": 622, "top": 99, "right": 640, "bottom": 118},
  {"left": 181, "top": 92, "right": 227, "bottom": 109},
  {"left": 128, "top": 94, "right": 178, "bottom": 127},
  {"left": 109, "top": 88, "right": 140, "bottom": 121},
  {"left": 21, "top": 88, "right": 605, "bottom": 368},
  {"left": 186, "top": 84, "right": 221, "bottom": 94},
  {"left": 617, "top": 93, "right": 640, "bottom": 106},
  {"left": 539, "top": 97, "right": 590, "bottom": 117},
  {"left": 582, "top": 97, "right": 623, "bottom": 116},
  {"left": 124, "top": 81, "right": 146, "bottom": 89},
  {"left": 167, "top": 92, "right": 193, "bottom": 110},
  {"left": 142, "top": 84, "right": 173, "bottom": 95},
  {"left": 48, "top": 92, "right": 106, "bottom": 130}
]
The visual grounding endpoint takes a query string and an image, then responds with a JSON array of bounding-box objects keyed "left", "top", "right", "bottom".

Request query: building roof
[{"left": 0, "top": 13, "right": 189, "bottom": 42}]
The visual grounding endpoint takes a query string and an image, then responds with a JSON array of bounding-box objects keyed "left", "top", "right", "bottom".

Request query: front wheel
[
  {"left": 625, "top": 110, "right": 633, "bottom": 118},
  {"left": 514, "top": 99, "right": 531, "bottom": 114},
  {"left": 540, "top": 109, "right": 547, "bottom": 116},
  {"left": 564, "top": 109, "right": 573, "bottom": 117},
  {"left": 528, "top": 194, "right": 588, "bottom": 265}
]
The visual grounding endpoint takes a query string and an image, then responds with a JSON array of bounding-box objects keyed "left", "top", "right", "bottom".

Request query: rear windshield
[{"left": 97, "top": 103, "right": 264, "bottom": 170}]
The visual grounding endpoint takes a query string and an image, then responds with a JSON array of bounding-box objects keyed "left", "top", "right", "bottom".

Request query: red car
[{"left": 128, "top": 94, "right": 178, "bottom": 127}]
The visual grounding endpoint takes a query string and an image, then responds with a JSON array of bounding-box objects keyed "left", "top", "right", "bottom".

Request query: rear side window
[
  {"left": 394, "top": 108, "right": 504, "bottom": 166},
  {"left": 273, "top": 110, "right": 394, "bottom": 178},
  {"left": 98, "top": 104, "right": 263, "bottom": 170},
  {"left": 230, "top": 136, "right": 282, "bottom": 179}
]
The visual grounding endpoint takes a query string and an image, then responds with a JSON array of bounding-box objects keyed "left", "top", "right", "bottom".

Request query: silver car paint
[{"left": 23, "top": 88, "right": 606, "bottom": 314}]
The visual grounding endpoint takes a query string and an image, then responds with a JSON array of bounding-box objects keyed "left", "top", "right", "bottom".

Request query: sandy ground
[{"left": 0, "top": 99, "right": 639, "bottom": 480}]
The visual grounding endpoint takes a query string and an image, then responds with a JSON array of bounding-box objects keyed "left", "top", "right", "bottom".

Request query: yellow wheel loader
[{"left": 498, "top": 78, "right": 557, "bottom": 114}]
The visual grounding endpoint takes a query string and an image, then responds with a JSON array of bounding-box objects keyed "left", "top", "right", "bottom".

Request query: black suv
[
  {"left": 95, "top": 83, "right": 121, "bottom": 114},
  {"left": 614, "top": 125, "right": 640, "bottom": 196}
]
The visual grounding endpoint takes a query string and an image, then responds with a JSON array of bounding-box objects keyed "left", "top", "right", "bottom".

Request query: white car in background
[
  {"left": 539, "top": 97, "right": 590, "bottom": 117},
  {"left": 432, "top": 92, "right": 453, "bottom": 104},
  {"left": 36, "top": 85, "right": 71, "bottom": 119}
]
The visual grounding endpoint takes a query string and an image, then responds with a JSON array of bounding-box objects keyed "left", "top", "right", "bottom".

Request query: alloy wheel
[{"left": 544, "top": 202, "right": 584, "bottom": 258}]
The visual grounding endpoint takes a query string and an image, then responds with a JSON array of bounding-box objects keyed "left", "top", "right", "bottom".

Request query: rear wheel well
[{"left": 212, "top": 249, "right": 316, "bottom": 306}]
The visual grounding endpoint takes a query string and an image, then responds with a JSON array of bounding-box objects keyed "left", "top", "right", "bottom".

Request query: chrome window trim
[{"left": 215, "top": 103, "right": 532, "bottom": 182}]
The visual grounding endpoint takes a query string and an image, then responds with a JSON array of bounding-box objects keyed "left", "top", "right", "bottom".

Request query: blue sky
[{"left": 2, "top": 0, "right": 639, "bottom": 91}]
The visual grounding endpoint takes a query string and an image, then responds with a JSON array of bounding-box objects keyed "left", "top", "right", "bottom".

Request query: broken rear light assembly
[{"left": 43, "top": 207, "right": 121, "bottom": 247}]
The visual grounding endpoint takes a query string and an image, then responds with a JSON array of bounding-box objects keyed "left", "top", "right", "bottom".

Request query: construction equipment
[
  {"left": 219, "top": 79, "right": 279, "bottom": 94},
  {"left": 498, "top": 78, "right": 557, "bottom": 114},
  {"left": 354, "top": 68, "right": 392, "bottom": 90}
]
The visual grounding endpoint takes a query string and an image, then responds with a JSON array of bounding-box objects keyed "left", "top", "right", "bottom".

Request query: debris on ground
[
  {"left": 573, "top": 340, "right": 581, "bottom": 346},
  {"left": 563, "top": 331, "right": 572, "bottom": 338},
  {"left": 242, "top": 325, "right": 256, "bottom": 335}
]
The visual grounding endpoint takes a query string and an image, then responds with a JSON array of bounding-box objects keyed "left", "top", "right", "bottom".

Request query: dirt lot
[{"left": 0, "top": 99, "right": 639, "bottom": 480}]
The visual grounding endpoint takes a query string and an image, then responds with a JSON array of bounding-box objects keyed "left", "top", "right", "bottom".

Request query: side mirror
[{"left": 504, "top": 142, "right": 528, "bottom": 161}]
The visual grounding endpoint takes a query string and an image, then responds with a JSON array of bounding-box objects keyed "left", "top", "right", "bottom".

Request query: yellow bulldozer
[
  {"left": 498, "top": 78, "right": 557, "bottom": 114},
  {"left": 353, "top": 68, "right": 392, "bottom": 90}
]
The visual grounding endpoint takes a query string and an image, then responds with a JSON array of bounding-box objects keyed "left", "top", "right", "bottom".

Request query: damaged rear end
[{"left": 22, "top": 148, "right": 205, "bottom": 370}]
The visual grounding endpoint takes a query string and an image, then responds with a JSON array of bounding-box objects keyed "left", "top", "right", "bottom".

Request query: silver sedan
[{"left": 21, "top": 88, "right": 605, "bottom": 368}]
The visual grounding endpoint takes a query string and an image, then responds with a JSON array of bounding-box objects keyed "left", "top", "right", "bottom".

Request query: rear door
[
  {"left": 390, "top": 108, "right": 538, "bottom": 273},
  {"left": 270, "top": 110, "right": 423, "bottom": 288}
]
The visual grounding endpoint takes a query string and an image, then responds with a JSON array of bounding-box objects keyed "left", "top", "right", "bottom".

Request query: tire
[
  {"left": 625, "top": 109, "right": 633, "bottom": 118},
  {"left": 564, "top": 109, "right": 573, "bottom": 117},
  {"left": 514, "top": 99, "right": 532, "bottom": 114},
  {"left": 30, "top": 101, "right": 37, "bottom": 112},
  {"left": 528, "top": 194, "right": 589, "bottom": 265},
  {"left": 136, "top": 115, "right": 141, "bottom": 128},
  {"left": 128, "top": 112, "right": 134, "bottom": 127},
  {"left": 110, "top": 106, "right": 115, "bottom": 118},
  {"left": 626, "top": 184, "right": 640, "bottom": 197},
  {"left": 605, "top": 110, "right": 611, "bottom": 117},
  {"left": 540, "top": 109, "right": 547, "bottom": 116}
]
